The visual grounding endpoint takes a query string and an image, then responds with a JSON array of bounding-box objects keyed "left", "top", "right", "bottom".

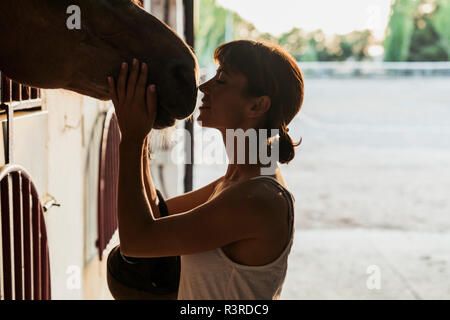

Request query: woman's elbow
[{"left": 118, "top": 230, "right": 141, "bottom": 257}]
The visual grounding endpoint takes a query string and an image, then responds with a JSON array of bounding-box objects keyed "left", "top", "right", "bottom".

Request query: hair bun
[{"left": 279, "top": 125, "right": 289, "bottom": 135}]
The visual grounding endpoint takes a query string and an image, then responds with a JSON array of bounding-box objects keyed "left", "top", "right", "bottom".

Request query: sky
[{"left": 216, "top": 0, "right": 392, "bottom": 40}]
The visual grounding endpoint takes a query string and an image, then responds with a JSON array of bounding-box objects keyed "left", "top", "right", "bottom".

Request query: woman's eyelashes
[{"left": 215, "top": 69, "right": 227, "bottom": 84}]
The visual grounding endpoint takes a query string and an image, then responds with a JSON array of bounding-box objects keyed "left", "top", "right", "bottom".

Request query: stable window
[
  {"left": 0, "top": 72, "right": 42, "bottom": 113},
  {"left": 0, "top": 165, "right": 51, "bottom": 300}
]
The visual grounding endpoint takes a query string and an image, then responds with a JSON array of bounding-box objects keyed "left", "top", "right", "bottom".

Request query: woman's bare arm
[
  {"left": 163, "top": 176, "right": 223, "bottom": 216},
  {"left": 142, "top": 136, "right": 223, "bottom": 217}
]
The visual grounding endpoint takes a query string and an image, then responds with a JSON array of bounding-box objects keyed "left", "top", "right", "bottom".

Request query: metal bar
[
  {"left": 46, "top": 251, "right": 51, "bottom": 299},
  {"left": 183, "top": 0, "right": 195, "bottom": 193},
  {"left": 0, "top": 71, "right": 3, "bottom": 104},
  {"left": 108, "top": 132, "right": 113, "bottom": 247},
  {"left": 106, "top": 125, "right": 112, "bottom": 255},
  {"left": 107, "top": 120, "right": 113, "bottom": 246},
  {"left": 30, "top": 88, "right": 38, "bottom": 99},
  {"left": 112, "top": 116, "right": 119, "bottom": 237},
  {"left": 40, "top": 206, "right": 49, "bottom": 300},
  {"left": 32, "top": 195, "right": 41, "bottom": 300},
  {"left": 1, "top": 99, "right": 42, "bottom": 112},
  {"left": 0, "top": 178, "right": 3, "bottom": 301},
  {"left": 2, "top": 103, "right": 14, "bottom": 164},
  {"left": 1, "top": 176, "right": 12, "bottom": 300},
  {"left": 21, "top": 177, "right": 32, "bottom": 300},
  {"left": 97, "top": 112, "right": 107, "bottom": 260},
  {"left": 47, "top": 253, "right": 51, "bottom": 299},
  {"left": 12, "top": 172, "right": 23, "bottom": 300},
  {"left": 164, "top": 0, "right": 170, "bottom": 23},
  {"left": 11, "top": 82, "right": 21, "bottom": 102},
  {"left": 21, "top": 86, "right": 30, "bottom": 100},
  {"left": 1, "top": 75, "right": 11, "bottom": 104},
  {"left": 144, "top": 0, "right": 151, "bottom": 12},
  {"left": 105, "top": 133, "right": 110, "bottom": 258}
]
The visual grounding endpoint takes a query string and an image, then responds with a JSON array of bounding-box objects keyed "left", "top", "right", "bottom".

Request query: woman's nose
[{"left": 199, "top": 78, "right": 213, "bottom": 94}]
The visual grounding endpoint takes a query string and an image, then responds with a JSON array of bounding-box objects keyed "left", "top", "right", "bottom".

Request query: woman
[{"left": 108, "top": 40, "right": 304, "bottom": 300}]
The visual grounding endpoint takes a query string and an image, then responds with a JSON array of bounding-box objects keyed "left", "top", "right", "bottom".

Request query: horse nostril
[
  {"left": 165, "top": 60, "right": 198, "bottom": 117},
  {"left": 170, "top": 62, "right": 198, "bottom": 101}
]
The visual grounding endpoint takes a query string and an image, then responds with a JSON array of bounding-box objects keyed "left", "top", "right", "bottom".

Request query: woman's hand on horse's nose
[{"left": 108, "top": 58, "right": 158, "bottom": 142}]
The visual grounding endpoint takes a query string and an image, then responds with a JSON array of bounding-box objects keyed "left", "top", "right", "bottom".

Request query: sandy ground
[{"left": 193, "top": 77, "right": 450, "bottom": 299}]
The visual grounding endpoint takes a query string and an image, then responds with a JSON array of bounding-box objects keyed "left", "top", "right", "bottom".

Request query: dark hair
[{"left": 213, "top": 40, "right": 304, "bottom": 164}]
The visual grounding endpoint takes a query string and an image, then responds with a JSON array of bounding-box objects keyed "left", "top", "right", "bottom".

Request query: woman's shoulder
[
  {"left": 199, "top": 175, "right": 291, "bottom": 247},
  {"left": 249, "top": 174, "right": 289, "bottom": 190},
  {"left": 208, "top": 173, "right": 291, "bottom": 221},
  {"left": 233, "top": 176, "right": 292, "bottom": 247},
  {"left": 233, "top": 176, "right": 290, "bottom": 220}
]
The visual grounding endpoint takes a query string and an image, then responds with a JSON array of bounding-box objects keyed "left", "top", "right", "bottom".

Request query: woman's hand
[{"left": 108, "top": 58, "right": 158, "bottom": 142}]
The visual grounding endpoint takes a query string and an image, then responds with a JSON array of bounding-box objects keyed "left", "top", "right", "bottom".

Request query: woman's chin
[{"left": 196, "top": 116, "right": 211, "bottom": 127}]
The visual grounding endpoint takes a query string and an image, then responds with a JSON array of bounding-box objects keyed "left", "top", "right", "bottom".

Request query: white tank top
[{"left": 177, "top": 175, "right": 296, "bottom": 300}]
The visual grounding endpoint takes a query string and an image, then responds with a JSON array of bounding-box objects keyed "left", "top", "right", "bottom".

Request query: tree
[
  {"left": 195, "top": 0, "right": 262, "bottom": 68},
  {"left": 431, "top": 0, "right": 450, "bottom": 58},
  {"left": 278, "top": 28, "right": 309, "bottom": 61},
  {"left": 408, "top": 0, "right": 448, "bottom": 60},
  {"left": 384, "top": 0, "right": 449, "bottom": 61},
  {"left": 340, "top": 30, "right": 373, "bottom": 61},
  {"left": 195, "top": 0, "right": 375, "bottom": 64},
  {"left": 384, "top": 0, "right": 419, "bottom": 61},
  {"left": 195, "top": 0, "right": 227, "bottom": 67}
]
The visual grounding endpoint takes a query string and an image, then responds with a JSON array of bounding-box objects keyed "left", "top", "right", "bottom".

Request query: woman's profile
[{"left": 108, "top": 39, "right": 304, "bottom": 299}]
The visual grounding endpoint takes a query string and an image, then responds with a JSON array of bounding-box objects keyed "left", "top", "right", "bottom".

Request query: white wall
[{"left": 42, "top": 89, "right": 109, "bottom": 299}]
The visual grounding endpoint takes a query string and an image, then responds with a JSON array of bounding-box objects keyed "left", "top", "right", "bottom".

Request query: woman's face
[{"left": 197, "top": 65, "right": 255, "bottom": 130}]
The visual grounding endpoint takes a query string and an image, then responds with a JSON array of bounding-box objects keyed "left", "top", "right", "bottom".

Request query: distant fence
[{"left": 298, "top": 62, "right": 450, "bottom": 77}]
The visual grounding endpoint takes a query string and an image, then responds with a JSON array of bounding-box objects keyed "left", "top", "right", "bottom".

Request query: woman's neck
[
  {"left": 224, "top": 164, "right": 261, "bottom": 181},
  {"left": 219, "top": 127, "right": 277, "bottom": 181},
  {"left": 223, "top": 162, "right": 278, "bottom": 182}
]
